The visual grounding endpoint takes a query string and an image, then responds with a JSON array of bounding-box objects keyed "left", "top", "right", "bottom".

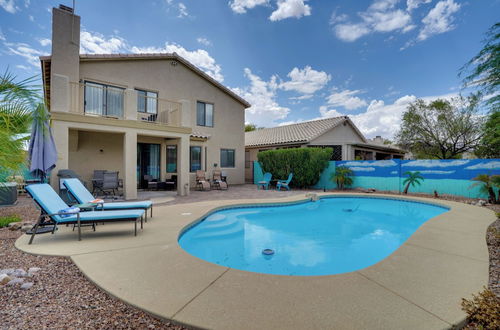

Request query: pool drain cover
[{"left": 262, "top": 249, "right": 275, "bottom": 255}]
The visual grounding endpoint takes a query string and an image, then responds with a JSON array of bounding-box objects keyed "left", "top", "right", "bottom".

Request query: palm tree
[
  {"left": 0, "top": 71, "right": 40, "bottom": 182},
  {"left": 470, "top": 174, "right": 499, "bottom": 204},
  {"left": 331, "top": 166, "right": 354, "bottom": 190},
  {"left": 402, "top": 171, "right": 424, "bottom": 194}
]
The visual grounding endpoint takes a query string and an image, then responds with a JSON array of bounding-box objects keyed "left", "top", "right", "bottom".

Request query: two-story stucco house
[{"left": 42, "top": 6, "right": 250, "bottom": 199}]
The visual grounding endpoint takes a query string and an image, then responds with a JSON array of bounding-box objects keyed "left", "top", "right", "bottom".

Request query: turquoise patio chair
[
  {"left": 25, "top": 184, "right": 144, "bottom": 244},
  {"left": 257, "top": 172, "right": 272, "bottom": 190},
  {"left": 63, "top": 178, "right": 153, "bottom": 220},
  {"left": 277, "top": 173, "right": 293, "bottom": 191}
]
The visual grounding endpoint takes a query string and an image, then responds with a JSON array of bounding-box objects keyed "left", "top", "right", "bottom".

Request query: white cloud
[
  {"left": 348, "top": 167, "right": 376, "bottom": 172},
  {"left": 403, "top": 159, "right": 469, "bottom": 167},
  {"left": 343, "top": 160, "right": 398, "bottom": 167},
  {"left": 177, "top": 2, "right": 188, "bottom": 18},
  {"left": 464, "top": 161, "right": 500, "bottom": 170},
  {"left": 319, "top": 106, "right": 343, "bottom": 118},
  {"left": 331, "top": 0, "right": 413, "bottom": 42},
  {"left": 15, "top": 64, "right": 30, "bottom": 70},
  {"left": 28, "top": 15, "right": 34, "bottom": 22},
  {"left": 38, "top": 38, "right": 51, "bottom": 47},
  {"left": 80, "top": 30, "right": 128, "bottom": 54},
  {"left": 5, "top": 42, "right": 48, "bottom": 67},
  {"left": 418, "top": 170, "right": 455, "bottom": 174},
  {"left": 229, "top": 0, "right": 268, "bottom": 14},
  {"left": 333, "top": 23, "right": 370, "bottom": 42},
  {"left": 0, "top": 0, "right": 17, "bottom": 13},
  {"left": 235, "top": 68, "right": 290, "bottom": 127},
  {"left": 0, "top": 29, "right": 5, "bottom": 41},
  {"left": 327, "top": 89, "right": 367, "bottom": 110},
  {"left": 196, "top": 37, "right": 212, "bottom": 46},
  {"left": 269, "top": 0, "right": 311, "bottom": 21},
  {"left": 406, "top": 0, "right": 432, "bottom": 11},
  {"left": 418, "top": 0, "right": 460, "bottom": 41},
  {"left": 279, "top": 66, "right": 330, "bottom": 95}
]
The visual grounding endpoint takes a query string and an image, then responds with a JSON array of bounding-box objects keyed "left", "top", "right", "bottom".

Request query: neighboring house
[
  {"left": 245, "top": 116, "right": 405, "bottom": 182},
  {"left": 43, "top": 6, "right": 249, "bottom": 199}
]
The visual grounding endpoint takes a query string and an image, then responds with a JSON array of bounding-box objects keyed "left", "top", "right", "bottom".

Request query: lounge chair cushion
[
  {"left": 26, "top": 184, "right": 144, "bottom": 223},
  {"left": 63, "top": 178, "right": 152, "bottom": 210}
]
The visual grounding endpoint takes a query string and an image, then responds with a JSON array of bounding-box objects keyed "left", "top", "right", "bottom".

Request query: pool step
[{"left": 192, "top": 225, "right": 244, "bottom": 239}]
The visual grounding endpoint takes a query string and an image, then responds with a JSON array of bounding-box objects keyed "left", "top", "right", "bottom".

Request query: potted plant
[
  {"left": 470, "top": 174, "right": 500, "bottom": 204},
  {"left": 0, "top": 71, "right": 38, "bottom": 205}
]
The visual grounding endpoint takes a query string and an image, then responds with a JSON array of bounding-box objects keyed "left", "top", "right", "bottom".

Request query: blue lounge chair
[
  {"left": 26, "top": 184, "right": 144, "bottom": 244},
  {"left": 257, "top": 172, "right": 272, "bottom": 190},
  {"left": 277, "top": 173, "right": 293, "bottom": 191},
  {"left": 62, "top": 178, "right": 153, "bottom": 220}
]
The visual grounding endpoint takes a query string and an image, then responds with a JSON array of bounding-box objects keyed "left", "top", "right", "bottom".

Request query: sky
[{"left": 0, "top": 0, "right": 498, "bottom": 139}]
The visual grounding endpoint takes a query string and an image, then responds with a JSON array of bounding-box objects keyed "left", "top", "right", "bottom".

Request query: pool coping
[{"left": 15, "top": 193, "right": 496, "bottom": 329}]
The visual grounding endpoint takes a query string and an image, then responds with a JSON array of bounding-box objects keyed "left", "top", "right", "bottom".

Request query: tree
[
  {"left": 460, "top": 23, "right": 499, "bottom": 113},
  {"left": 402, "top": 171, "right": 424, "bottom": 194},
  {"left": 245, "top": 123, "right": 258, "bottom": 132},
  {"left": 396, "top": 97, "right": 484, "bottom": 159},
  {"left": 0, "top": 71, "right": 39, "bottom": 182},
  {"left": 475, "top": 110, "right": 500, "bottom": 158},
  {"left": 331, "top": 166, "right": 354, "bottom": 190},
  {"left": 470, "top": 174, "right": 499, "bottom": 204}
]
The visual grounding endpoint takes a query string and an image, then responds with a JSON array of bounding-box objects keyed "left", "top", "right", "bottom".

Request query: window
[
  {"left": 136, "top": 89, "right": 158, "bottom": 114},
  {"left": 196, "top": 101, "right": 214, "bottom": 127},
  {"left": 166, "top": 145, "right": 177, "bottom": 173},
  {"left": 220, "top": 149, "right": 235, "bottom": 168},
  {"left": 84, "top": 81, "right": 124, "bottom": 117},
  {"left": 245, "top": 150, "right": 251, "bottom": 169},
  {"left": 190, "top": 146, "right": 202, "bottom": 172}
]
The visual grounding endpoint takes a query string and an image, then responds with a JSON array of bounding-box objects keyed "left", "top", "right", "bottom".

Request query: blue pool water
[{"left": 178, "top": 197, "right": 448, "bottom": 276}]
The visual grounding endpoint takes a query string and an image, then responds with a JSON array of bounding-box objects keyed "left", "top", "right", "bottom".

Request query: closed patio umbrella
[{"left": 27, "top": 104, "right": 57, "bottom": 182}]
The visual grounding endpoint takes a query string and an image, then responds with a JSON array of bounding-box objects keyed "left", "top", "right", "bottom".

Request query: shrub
[
  {"left": 461, "top": 288, "right": 500, "bottom": 329},
  {"left": 0, "top": 214, "right": 21, "bottom": 227},
  {"left": 258, "top": 148, "right": 332, "bottom": 188}
]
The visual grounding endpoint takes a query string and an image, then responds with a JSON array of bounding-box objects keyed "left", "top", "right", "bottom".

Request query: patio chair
[
  {"left": 196, "top": 170, "right": 211, "bottom": 191},
  {"left": 25, "top": 184, "right": 144, "bottom": 244},
  {"left": 212, "top": 170, "right": 228, "bottom": 190},
  {"left": 62, "top": 178, "right": 153, "bottom": 220},
  {"left": 143, "top": 175, "right": 158, "bottom": 191},
  {"left": 102, "top": 171, "right": 119, "bottom": 196},
  {"left": 257, "top": 172, "right": 272, "bottom": 190},
  {"left": 91, "top": 170, "right": 106, "bottom": 194},
  {"left": 277, "top": 173, "right": 293, "bottom": 191}
]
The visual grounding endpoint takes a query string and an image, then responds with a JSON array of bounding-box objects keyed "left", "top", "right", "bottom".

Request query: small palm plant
[
  {"left": 402, "top": 171, "right": 424, "bottom": 194},
  {"left": 470, "top": 174, "right": 499, "bottom": 204},
  {"left": 331, "top": 166, "right": 354, "bottom": 190}
]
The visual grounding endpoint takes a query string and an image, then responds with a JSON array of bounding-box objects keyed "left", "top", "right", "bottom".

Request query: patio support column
[
  {"left": 177, "top": 135, "right": 190, "bottom": 196},
  {"left": 160, "top": 140, "right": 167, "bottom": 182},
  {"left": 123, "top": 131, "right": 137, "bottom": 200},
  {"left": 50, "top": 122, "right": 69, "bottom": 192},
  {"left": 124, "top": 89, "right": 137, "bottom": 120}
]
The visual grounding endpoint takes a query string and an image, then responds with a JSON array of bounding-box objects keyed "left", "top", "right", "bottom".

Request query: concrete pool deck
[{"left": 15, "top": 193, "right": 496, "bottom": 329}]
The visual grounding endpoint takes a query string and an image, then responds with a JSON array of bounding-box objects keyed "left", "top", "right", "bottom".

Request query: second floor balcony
[{"left": 67, "top": 81, "right": 183, "bottom": 127}]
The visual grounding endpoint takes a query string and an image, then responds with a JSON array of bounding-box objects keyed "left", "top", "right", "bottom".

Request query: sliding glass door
[{"left": 137, "top": 143, "right": 161, "bottom": 188}]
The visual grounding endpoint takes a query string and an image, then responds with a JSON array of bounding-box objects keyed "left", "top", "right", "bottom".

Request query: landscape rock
[
  {"left": 8, "top": 222, "right": 22, "bottom": 231},
  {"left": 476, "top": 200, "right": 487, "bottom": 206},
  {"left": 11, "top": 268, "right": 28, "bottom": 277},
  {"left": 28, "top": 267, "right": 41, "bottom": 274},
  {"left": 7, "top": 277, "right": 24, "bottom": 286},
  {"left": 20, "top": 282, "right": 34, "bottom": 290},
  {"left": 21, "top": 225, "right": 32, "bottom": 233},
  {"left": 0, "top": 273, "right": 11, "bottom": 285},
  {"left": 0, "top": 268, "right": 14, "bottom": 275}
]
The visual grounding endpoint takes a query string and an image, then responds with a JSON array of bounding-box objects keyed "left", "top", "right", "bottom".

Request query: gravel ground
[{"left": 0, "top": 199, "right": 187, "bottom": 330}]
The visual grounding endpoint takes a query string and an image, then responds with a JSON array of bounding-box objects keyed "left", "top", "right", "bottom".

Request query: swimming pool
[{"left": 178, "top": 196, "right": 449, "bottom": 276}]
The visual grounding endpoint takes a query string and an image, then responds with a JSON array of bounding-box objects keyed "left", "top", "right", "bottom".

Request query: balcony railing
[{"left": 68, "top": 82, "right": 182, "bottom": 126}]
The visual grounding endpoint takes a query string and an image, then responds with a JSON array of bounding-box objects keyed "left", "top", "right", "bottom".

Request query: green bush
[
  {"left": 0, "top": 214, "right": 21, "bottom": 227},
  {"left": 257, "top": 148, "right": 332, "bottom": 188}
]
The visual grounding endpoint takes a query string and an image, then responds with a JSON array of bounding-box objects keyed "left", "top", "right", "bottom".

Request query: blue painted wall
[{"left": 256, "top": 159, "right": 500, "bottom": 199}]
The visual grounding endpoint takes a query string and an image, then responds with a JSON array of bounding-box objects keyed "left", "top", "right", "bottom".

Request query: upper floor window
[
  {"left": 136, "top": 89, "right": 158, "bottom": 114},
  {"left": 196, "top": 101, "right": 214, "bottom": 127},
  {"left": 84, "top": 81, "right": 124, "bottom": 117}
]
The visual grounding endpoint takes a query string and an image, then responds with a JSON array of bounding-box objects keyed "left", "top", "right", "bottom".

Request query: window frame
[
  {"left": 190, "top": 146, "right": 202, "bottom": 172},
  {"left": 220, "top": 148, "right": 235, "bottom": 168},
  {"left": 136, "top": 88, "right": 158, "bottom": 114},
  {"left": 84, "top": 80, "right": 125, "bottom": 117},
  {"left": 196, "top": 101, "right": 214, "bottom": 127}
]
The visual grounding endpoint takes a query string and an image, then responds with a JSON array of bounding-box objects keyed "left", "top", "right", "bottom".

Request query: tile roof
[{"left": 245, "top": 116, "right": 351, "bottom": 147}]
